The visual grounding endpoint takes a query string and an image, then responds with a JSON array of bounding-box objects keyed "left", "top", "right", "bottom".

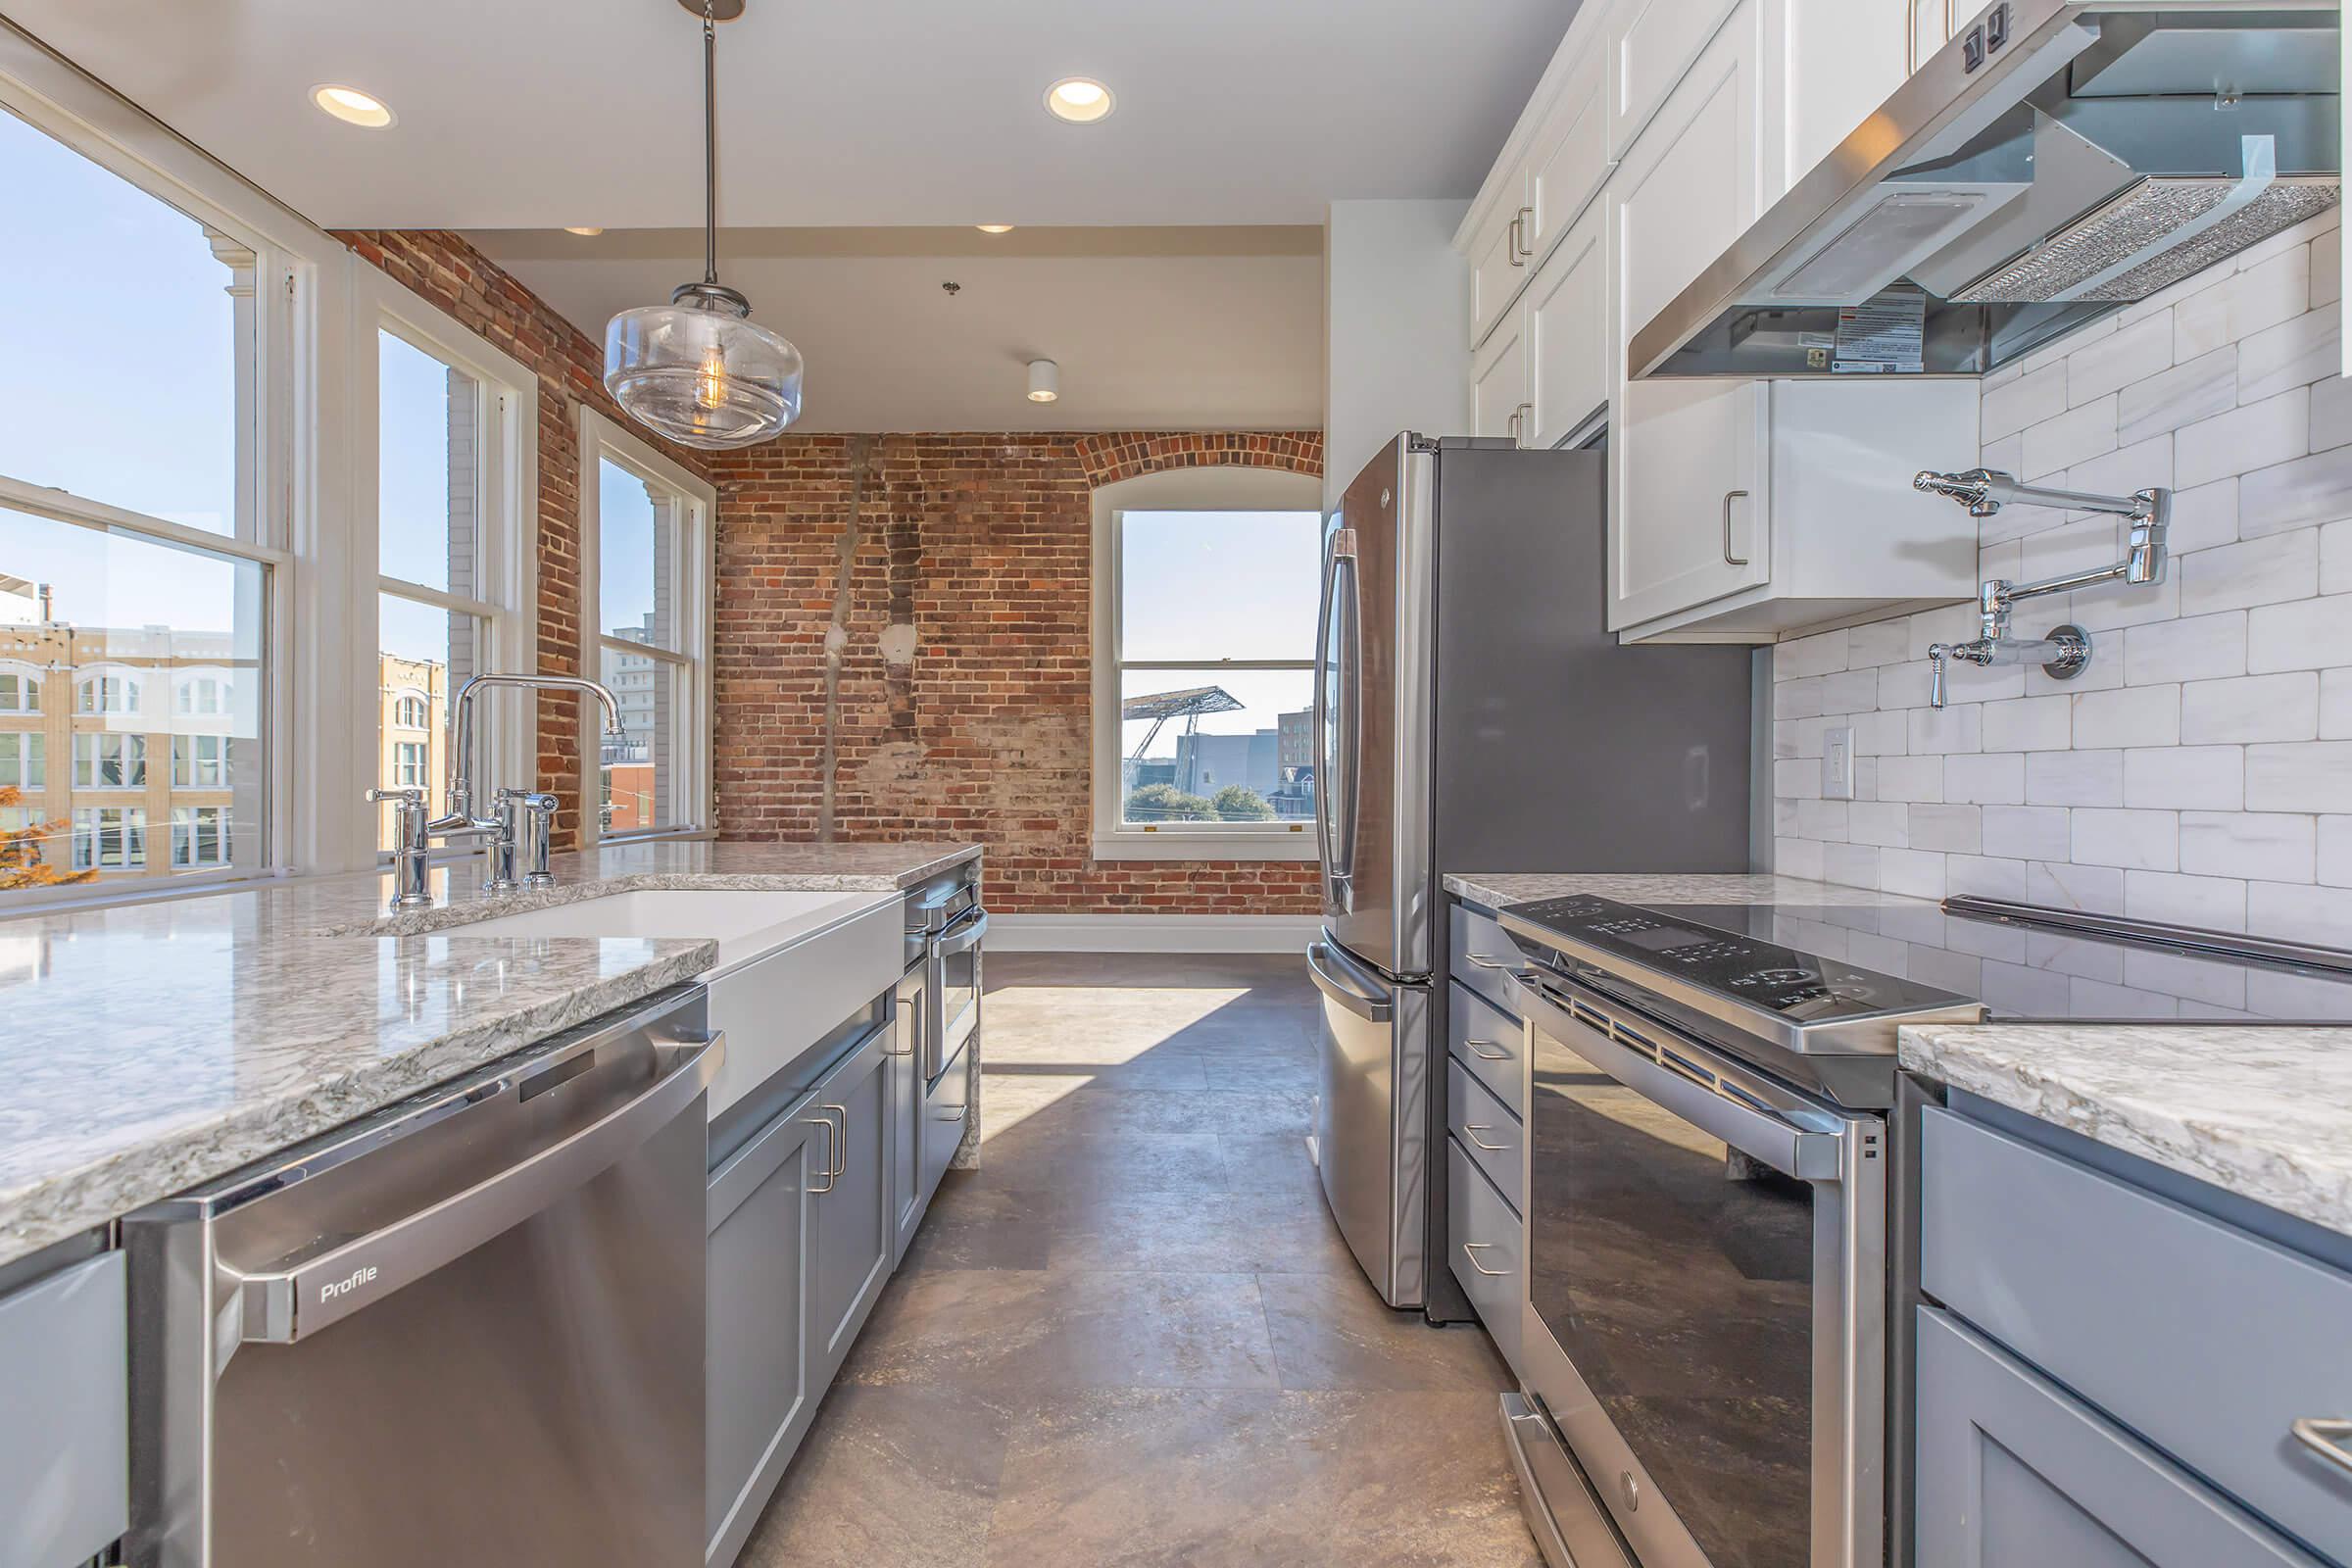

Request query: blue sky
[{"left": 1118, "top": 509, "right": 1319, "bottom": 757}]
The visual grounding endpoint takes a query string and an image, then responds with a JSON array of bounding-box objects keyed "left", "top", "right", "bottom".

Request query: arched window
[
  {"left": 0, "top": 665, "right": 40, "bottom": 713},
  {"left": 76, "top": 671, "right": 141, "bottom": 715},
  {"left": 175, "top": 672, "right": 229, "bottom": 716},
  {"left": 394, "top": 692, "right": 430, "bottom": 729}
]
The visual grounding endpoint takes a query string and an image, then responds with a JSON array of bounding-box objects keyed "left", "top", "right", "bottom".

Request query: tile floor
[{"left": 736, "top": 951, "right": 1541, "bottom": 1567}]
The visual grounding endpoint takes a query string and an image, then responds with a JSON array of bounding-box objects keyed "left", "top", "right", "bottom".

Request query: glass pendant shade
[{"left": 605, "top": 288, "right": 803, "bottom": 450}]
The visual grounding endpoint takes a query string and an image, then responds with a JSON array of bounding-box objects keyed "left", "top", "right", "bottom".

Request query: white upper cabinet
[
  {"left": 1605, "top": 0, "right": 1742, "bottom": 161},
  {"left": 1521, "top": 51, "right": 1609, "bottom": 269},
  {"left": 1607, "top": 0, "right": 1770, "bottom": 627},
  {"left": 1772, "top": 0, "right": 1916, "bottom": 192},
  {"left": 1471, "top": 306, "right": 1531, "bottom": 445},
  {"left": 1525, "top": 204, "right": 1607, "bottom": 449},
  {"left": 1468, "top": 185, "right": 1532, "bottom": 349}
]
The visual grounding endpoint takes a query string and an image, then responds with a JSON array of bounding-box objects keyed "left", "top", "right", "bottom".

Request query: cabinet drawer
[
  {"left": 1447, "top": 979, "right": 1524, "bottom": 1121},
  {"left": 1449, "top": 901, "right": 1529, "bottom": 1014},
  {"left": 0, "top": 1250, "right": 127, "bottom": 1568},
  {"left": 1917, "top": 1307, "right": 2324, "bottom": 1567},
  {"left": 1447, "top": 1138, "right": 1523, "bottom": 1371},
  {"left": 1448, "top": 1055, "right": 1523, "bottom": 1213},
  {"left": 1924, "top": 1109, "right": 2352, "bottom": 1559}
]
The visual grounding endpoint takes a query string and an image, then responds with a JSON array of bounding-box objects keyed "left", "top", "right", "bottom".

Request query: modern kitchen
[{"left": 2, "top": 1, "right": 2350, "bottom": 1566}]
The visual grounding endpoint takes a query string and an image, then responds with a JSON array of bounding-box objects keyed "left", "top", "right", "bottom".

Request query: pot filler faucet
[
  {"left": 368, "top": 673, "right": 626, "bottom": 911},
  {"left": 1911, "top": 469, "right": 2172, "bottom": 710}
]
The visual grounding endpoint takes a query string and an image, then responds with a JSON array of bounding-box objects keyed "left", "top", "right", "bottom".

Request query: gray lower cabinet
[
  {"left": 1916, "top": 1307, "right": 2325, "bottom": 1567},
  {"left": 705, "top": 1016, "right": 899, "bottom": 1568},
  {"left": 1446, "top": 1139, "right": 1523, "bottom": 1370},
  {"left": 890, "top": 961, "right": 924, "bottom": 1263},
  {"left": 0, "top": 1249, "right": 126, "bottom": 1568}
]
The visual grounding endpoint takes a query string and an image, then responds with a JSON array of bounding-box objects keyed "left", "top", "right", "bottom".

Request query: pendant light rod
[{"left": 702, "top": 0, "right": 718, "bottom": 286}]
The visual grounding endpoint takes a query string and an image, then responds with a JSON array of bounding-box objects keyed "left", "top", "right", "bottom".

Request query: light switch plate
[{"left": 1822, "top": 726, "right": 1855, "bottom": 800}]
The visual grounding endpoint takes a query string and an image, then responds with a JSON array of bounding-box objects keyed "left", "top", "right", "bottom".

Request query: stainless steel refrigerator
[{"left": 1305, "top": 433, "right": 1753, "bottom": 1314}]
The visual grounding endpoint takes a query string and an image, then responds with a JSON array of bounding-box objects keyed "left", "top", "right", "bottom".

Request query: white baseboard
[{"left": 987, "top": 912, "right": 1321, "bottom": 954}]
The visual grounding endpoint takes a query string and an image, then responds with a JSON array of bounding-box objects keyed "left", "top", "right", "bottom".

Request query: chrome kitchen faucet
[
  {"left": 1911, "top": 469, "right": 2171, "bottom": 709},
  {"left": 368, "top": 673, "right": 626, "bottom": 910}
]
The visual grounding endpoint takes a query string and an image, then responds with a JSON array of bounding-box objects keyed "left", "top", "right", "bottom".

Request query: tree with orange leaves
[{"left": 0, "top": 786, "right": 92, "bottom": 889}]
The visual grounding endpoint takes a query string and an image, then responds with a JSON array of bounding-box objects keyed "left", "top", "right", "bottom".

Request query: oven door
[
  {"left": 1512, "top": 973, "right": 1885, "bottom": 1568},
  {"left": 925, "top": 907, "right": 986, "bottom": 1086}
]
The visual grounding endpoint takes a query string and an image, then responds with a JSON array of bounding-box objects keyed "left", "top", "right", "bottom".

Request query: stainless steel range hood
[{"left": 1632, "top": 0, "right": 2340, "bottom": 379}]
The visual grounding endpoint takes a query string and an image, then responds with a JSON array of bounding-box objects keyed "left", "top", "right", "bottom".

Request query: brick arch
[{"left": 1074, "top": 431, "right": 1322, "bottom": 489}]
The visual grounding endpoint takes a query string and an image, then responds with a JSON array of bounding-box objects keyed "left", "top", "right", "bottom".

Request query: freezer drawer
[{"left": 1308, "top": 938, "right": 1429, "bottom": 1310}]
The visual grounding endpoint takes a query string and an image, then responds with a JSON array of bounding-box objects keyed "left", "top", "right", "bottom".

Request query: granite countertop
[
  {"left": 1444, "top": 870, "right": 1932, "bottom": 911},
  {"left": 1900, "top": 1023, "right": 2352, "bottom": 1239},
  {"left": 0, "top": 839, "right": 980, "bottom": 1267}
]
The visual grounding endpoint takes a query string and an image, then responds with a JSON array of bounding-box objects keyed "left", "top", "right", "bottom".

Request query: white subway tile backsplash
[
  {"left": 2179, "top": 671, "right": 2320, "bottom": 744},
  {"left": 2072, "top": 808, "right": 2180, "bottom": 870},
  {"left": 1771, "top": 228, "right": 2347, "bottom": 944},
  {"left": 2123, "top": 745, "right": 2244, "bottom": 809},
  {"left": 2244, "top": 741, "right": 2352, "bottom": 812},
  {"left": 1981, "top": 695, "right": 2072, "bottom": 752},
  {"left": 2180, "top": 811, "right": 2316, "bottom": 883},
  {"left": 2247, "top": 594, "right": 2352, "bottom": 673},
  {"left": 2072, "top": 685, "right": 2180, "bottom": 749},
  {"left": 1943, "top": 752, "right": 2027, "bottom": 805},
  {"left": 1984, "top": 805, "right": 2073, "bottom": 861},
  {"left": 2026, "top": 749, "right": 2125, "bottom": 807},
  {"left": 2121, "top": 612, "right": 2246, "bottom": 685},
  {"left": 2176, "top": 386, "right": 2308, "bottom": 489}
]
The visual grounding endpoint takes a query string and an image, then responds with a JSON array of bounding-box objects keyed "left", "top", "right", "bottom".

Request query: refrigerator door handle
[
  {"left": 1307, "top": 939, "right": 1393, "bottom": 1021},
  {"left": 1314, "top": 530, "right": 1361, "bottom": 909}
]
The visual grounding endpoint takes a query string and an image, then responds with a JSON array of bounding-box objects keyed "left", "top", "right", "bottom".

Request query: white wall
[
  {"left": 1322, "top": 200, "right": 1471, "bottom": 511},
  {"left": 1770, "top": 212, "right": 2352, "bottom": 954}
]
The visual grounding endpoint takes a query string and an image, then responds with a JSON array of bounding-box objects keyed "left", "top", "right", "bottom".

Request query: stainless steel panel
[
  {"left": 0, "top": 1250, "right": 126, "bottom": 1568},
  {"left": 1311, "top": 938, "right": 1429, "bottom": 1308},
  {"left": 1500, "top": 1393, "right": 1637, "bottom": 1568},
  {"left": 1447, "top": 978, "right": 1525, "bottom": 1121},
  {"left": 1446, "top": 1139, "right": 1523, "bottom": 1369},
  {"left": 125, "top": 987, "right": 716, "bottom": 1568},
  {"left": 1451, "top": 901, "right": 1534, "bottom": 1016},
  {"left": 1447, "top": 1057, "right": 1523, "bottom": 1213}
]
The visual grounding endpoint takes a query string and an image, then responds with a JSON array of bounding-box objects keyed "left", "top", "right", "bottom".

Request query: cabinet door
[
  {"left": 1606, "top": 0, "right": 1742, "bottom": 159},
  {"left": 1469, "top": 176, "right": 1534, "bottom": 349},
  {"left": 1526, "top": 202, "right": 1606, "bottom": 450},
  {"left": 1915, "top": 1309, "right": 2326, "bottom": 1568},
  {"left": 1777, "top": 0, "right": 1911, "bottom": 193},
  {"left": 706, "top": 1097, "right": 824, "bottom": 1562},
  {"left": 1523, "top": 50, "right": 1609, "bottom": 263},
  {"left": 1472, "top": 310, "right": 1531, "bottom": 446},
  {"left": 810, "top": 1024, "right": 895, "bottom": 1379},
  {"left": 1607, "top": 0, "right": 1770, "bottom": 629},
  {"left": 1912, "top": 0, "right": 1962, "bottom": 76}
]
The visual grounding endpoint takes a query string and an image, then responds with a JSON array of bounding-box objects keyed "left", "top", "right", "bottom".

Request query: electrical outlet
[{"left": 1822, "top": 726, "right": 1855, "bottom": 801}]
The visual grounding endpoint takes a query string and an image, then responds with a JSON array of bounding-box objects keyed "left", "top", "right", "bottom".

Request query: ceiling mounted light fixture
[
  {"left": 564, "top": 225, "right": 606, "bottom": 236},
  {"left": 1044, "top": 77, "right": 1114, "bottom": 123},
  {"left": 1026, "top": 360, "right": 1060, "bottom": 403},
  {"left": 312, "top": 84, "right": 394, "bottom": 128},
  {"left": 603, "top": 0, "right": 803, "bottom": 449},
  {"left": 976, "top": 224, "right": 1015, "bottom": 234}
]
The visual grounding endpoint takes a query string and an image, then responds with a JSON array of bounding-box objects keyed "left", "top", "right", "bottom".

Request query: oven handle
[
  {"left": 224, "top": 1031, "right": 724, "bottom": 1346},
  {"left": 1518, "top": 983, "right": 1848, "bottom": 1182},
  {"left": 935, "top": 907, "right": 989, "bottom": 957}
]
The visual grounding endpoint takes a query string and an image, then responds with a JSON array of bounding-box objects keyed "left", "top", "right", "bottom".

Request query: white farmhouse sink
[
  {"left": 455, "top": 888, "right": 881, "bottom": 975},
  {"left": 456, "top": 886, "right": 908, "bottom": 1117}
]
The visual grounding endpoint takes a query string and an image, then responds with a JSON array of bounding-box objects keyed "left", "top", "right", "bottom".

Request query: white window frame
[
  {"left": 354, "top": 268, "right": 539, "bottom": 867},
  {"left": 0, "top": 731, "right": 40, "bottom": 791},
  {"left": 0, "top": 662, "right": 40, "bottom": 712},
  {"left": 171, "top": 804, "right": 230, "bottom": 867},
  {"left": 575, "top": 406, "right": 714, "bottom": 846},
  {"left": 1089, "top": 466, "right": 1323, "bottom": 861},
  {"left": 73, "top": 732, "right": 146, "bottom": 790},
  {"left": 72, "top": 805, "right": 146, "bottom": 871}
]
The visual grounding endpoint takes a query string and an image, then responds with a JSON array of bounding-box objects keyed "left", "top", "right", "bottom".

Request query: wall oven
[{"left": 1512, "top": 970, "right": 1885, "bottom": 1568}]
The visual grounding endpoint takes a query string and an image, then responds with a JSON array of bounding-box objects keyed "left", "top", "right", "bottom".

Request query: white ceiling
[
  {"left": 466, "top": 226, "right": 1324, "bottom": 431},
  {"left": 8, "top": 0, "right": 1579, "bottom": 228}
]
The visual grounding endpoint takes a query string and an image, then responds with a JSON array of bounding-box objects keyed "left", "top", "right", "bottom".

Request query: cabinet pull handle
[
  {"left": 2292, "top": 1417, "right": 2352, "bottom": 1477},
  {"left": 1465, "top": 952, "right": 1536, "bottom": 980},
  {"left": 1465, "top": 1040, "right": 1513, "bottom": 1061},
  {"left": 822, "top": 1102, "right": 849, "bottom": 1180},
  {"left": 1516, "top": 205, "right": 1536, "bottom": 258},
  {"left": 805, "top": 1112, "right": 837, "bottom": 1194},
  {"left": 1906, "top": 0, "right": 1920, "bottom": 73},
  {"left": 1513, "top": 402, "right": 1534, "bottom": 448},
  {"left": 1507, "top": 214, "right": 1527, "bottom": 268},
  {"left": 1505, "top": 408, "right": 1521, "bottom": 445},
  {"left": 1460, "top": 1242, "right": 1509, "bottom": 1277},
  {"left": 1462, "top": 1124, "right": 1512, "bottom": 1152},
  {"left": 1722, "top": 488, "right": 1751, "bottom": 566}
]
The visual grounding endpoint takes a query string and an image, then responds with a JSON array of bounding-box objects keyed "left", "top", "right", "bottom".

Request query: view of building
[
  {"left": 602, "top": 612, "right": 669, "bottom": 833},
  {"left": 1122, "top": 701, "right": 1317, "bottom": 820},
  {"left": 374, "top": 652, "right": 449, "bottom": 851}
]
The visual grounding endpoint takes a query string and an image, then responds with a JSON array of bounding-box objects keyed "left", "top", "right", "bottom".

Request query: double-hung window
[
  {"left": 0, "top": 93, "right": 281, "bottom": 896},
  {"left": 579, "top": 409, "right": 712, "bottom": 840},
  {"left": 1091, "top": 468, "right": 1324, "bottom": 858}
]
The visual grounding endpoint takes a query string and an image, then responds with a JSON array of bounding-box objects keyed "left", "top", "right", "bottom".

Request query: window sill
[{"left": 1091, "top": 831, "right": 1317, "bottom": 862}]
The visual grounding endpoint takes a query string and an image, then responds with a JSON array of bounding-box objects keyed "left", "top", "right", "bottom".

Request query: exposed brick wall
[
  {"left": 334, "top": 229, "right": 721, "bottom": 848},
  {"left": 709, "top": 432, "right": 1325, "bottom": 915}
]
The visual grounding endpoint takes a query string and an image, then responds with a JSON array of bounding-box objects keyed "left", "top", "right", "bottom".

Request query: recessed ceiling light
[
  {"left": 1044, "top": 77, "right": 1114, "bottom": 123},
  {"left": 1027, "top": 360, "right": 1060, "bottom": 403},
  {"left": 564, "top": 225, "right": 606, "bottom": 236},
  {"left": 976, "top": 223, "right": 1015, "bottom": 234},
  {"left": 311, "top": 84, "right": 395, "bottom": 128}
]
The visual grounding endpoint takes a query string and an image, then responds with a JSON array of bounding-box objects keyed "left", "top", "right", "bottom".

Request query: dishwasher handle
[{"left": 228, "top": 1031, "right": 724, "bottom": 1345}]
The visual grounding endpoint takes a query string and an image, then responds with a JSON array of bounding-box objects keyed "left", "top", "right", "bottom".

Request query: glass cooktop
[{"left": 1501, "top": 893, "right": 2352, "bottom": 1024}]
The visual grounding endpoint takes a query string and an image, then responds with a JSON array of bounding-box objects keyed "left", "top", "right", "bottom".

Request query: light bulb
[{"left": 695, "top": 344, "right": 729, "bottom": 413}]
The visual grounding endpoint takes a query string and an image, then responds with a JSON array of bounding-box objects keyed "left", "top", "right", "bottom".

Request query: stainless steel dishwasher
[{"left": 122, "top": 985, "right": 723, "bottom": 1568}]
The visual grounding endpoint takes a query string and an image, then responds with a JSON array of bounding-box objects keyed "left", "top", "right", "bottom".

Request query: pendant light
[{"left": 603, "top": 0, "right": 803, "bottom": 448}]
